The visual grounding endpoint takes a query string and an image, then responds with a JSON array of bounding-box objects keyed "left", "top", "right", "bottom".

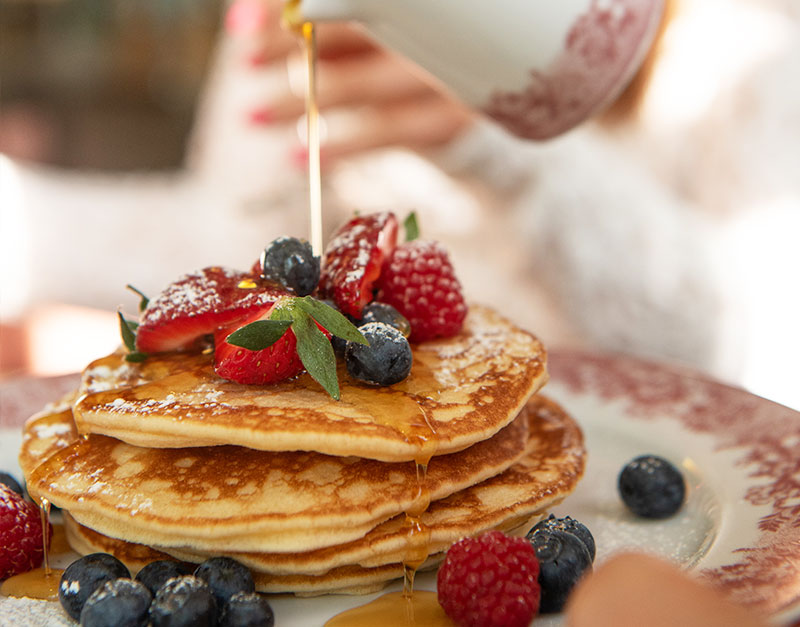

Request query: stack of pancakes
[{"left": 19, "top": 305, "right": 585, "bottom": 595}]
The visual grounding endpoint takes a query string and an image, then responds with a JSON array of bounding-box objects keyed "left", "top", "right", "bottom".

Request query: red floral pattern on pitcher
[{"left": 483, "top": 0, "right": 662, "bottom": 139}]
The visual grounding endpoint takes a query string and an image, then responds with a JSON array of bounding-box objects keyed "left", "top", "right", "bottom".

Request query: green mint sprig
[{"left": 225, "top": 296, "right": 367, "bottom": 400}]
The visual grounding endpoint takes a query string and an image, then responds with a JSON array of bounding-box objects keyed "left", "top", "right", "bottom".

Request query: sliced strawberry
[
  {"left": 136, "top": 266, "right": 286, "bottom": 353},
  {"left": 319, "top": 212, "right": 398, "bottom": 318}
]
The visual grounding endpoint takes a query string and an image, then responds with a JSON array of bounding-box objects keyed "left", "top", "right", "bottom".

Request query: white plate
[{"left": 1, "top": 350, "right": 799, "bottom": 625}]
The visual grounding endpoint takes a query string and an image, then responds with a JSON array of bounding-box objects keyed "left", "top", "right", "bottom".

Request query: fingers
[
  {"left": 565, "top": 553, "right": 768, "bottom": 627},
  {"left": 256, "top": 49, "right": 438, "bottom": 123},
  {"left": 291, "top": 95, "right": 474, "bottom": 166}
]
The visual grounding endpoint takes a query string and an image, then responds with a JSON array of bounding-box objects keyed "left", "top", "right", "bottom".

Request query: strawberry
[
  {"left": 376, "top": 240, "right": 467, "bottom": 342},
  {"left": 319, "top": 212, "right": 398, "bottom": 318},
  {"left": 213, "top": 297, "right": 364, "bottom": 398},
  {"left": 213, "top": 303, "right": 305, "bottom": 385},
  {"left": 0, "top": 484, "right": 50, "bottom": 580},
  {"left": 135, "top": 266, "right": 286, "bottom": 353}
]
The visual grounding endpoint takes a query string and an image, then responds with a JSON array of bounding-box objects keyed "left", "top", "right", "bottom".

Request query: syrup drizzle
[
  {"left": 0, "top": 496, "right": 64, "bottom": 601},
  {"left": 39, "top": 497, "right": 52, "bottom": 575},
  {"left": 282, "top": 4, "right": 442, "bottom": 619},
  {"left": 303, "top": 20, "right": 324, "bottom": 257}
]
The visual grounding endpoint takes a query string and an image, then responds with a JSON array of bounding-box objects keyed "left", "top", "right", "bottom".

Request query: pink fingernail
[
  {"left": 248, "top": 108, "right": 274, "bottom": 125},
  {"left": 225, "top": 0, "right": 269, "bottom": 36},
  {"left": 248, "top": 49, "right": 269, "bottom": 67},
  {"left": 290, "top": 146, "right": 330, "bottom": 170},
  {"left": 290, "top": 146, "right": 309, "bottom": 169}
]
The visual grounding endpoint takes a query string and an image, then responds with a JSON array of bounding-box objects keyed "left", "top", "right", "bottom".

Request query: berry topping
[
  {"left": 135, "top": 266, "right": 285, "bottom": 354},
  {"left": 0, "top": 471, "right": 23, "bottom": 495},
  {"left": 0, "top": 483, "right": 48, "bottom": 580},
  {"left": 58, "top": 553, "right": 131, "bottom": 621},
  {"left": 437, "top": 530, "right": 540, "bottom": 627},
  {"left": 215, "top": 296, "right": 365, "bottom": 399},
  {"left": 214, "top": 303, "right": 305, "bottom": 386},
  {"left": 376, "top": 240, "right": 467, "bottom": 343},
  {"left": 135, "top": 560, "right": 192, "bottom": 596},
  {"left": 527, "top": 514, "right": 596, "bottom": 562},
  {"left": 618, "top": 454, "right": 686, "bottom": 518},
  {"left": 80, "top": 578, "right": 152, "bottom": 627},
  {"left": 259, "top": 236, "right": 320, "bottom": 296},
  {"left": 359, "top": 302, "right": 411, "bottom": 337},
  {"left": 319, "top": 212, "right": 399, "bottom": 318},
  {"left": 149, "top": 575, "right": 217, "bottom": 627},
  {"left": 194, "top": 556, "right": 255, "bottom": 609},
  {"left": 529, "top": 529, "right": 592, "bottom": 614},
  {"left": 220, "top": 591, "right": 275, "bottom": 627},
  {"left": 345, "top": 322, "right": 413, "bottom": 386}
]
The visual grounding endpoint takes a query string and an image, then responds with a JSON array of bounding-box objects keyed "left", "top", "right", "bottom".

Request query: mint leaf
[
  {"left": 295, "top": 296, "right": 368, "bottom": 345},
  {"left": 126, "top": 284, "right": 149, "bottom": 312},
  {"left": 291, "top": 308, "right": 340, "bottom": 400},
  {"left": 125, "top": 352, "right": 148, "bottom": 363},
  {"left": 403, "top": 212, "right": 420, "bottom": 242},
  {"left": 226, "top": 319, "right": 292, "bottom": 350}
]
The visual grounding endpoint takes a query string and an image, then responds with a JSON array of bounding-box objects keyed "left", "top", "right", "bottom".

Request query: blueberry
[
  {"left": 59, "top": 553, "right": 131, "bottom": 621},
  {"left": 194, "top": 557, "right": 255, "bottom": 609},
  {"left": 79, "top": 578, "right": 152, "bottom": 627},
  {"left": 0, "top": 472, "right": 23, "bottom": 495},
  {"left": 527, "top": 514, "right": 596, "bottom": 561},
  {"left": 259, "top": 236, "right": 320, "bottom": 296},
  {"left": 531, "top": 530, "right": 592, "bottom": 613},
  {"left": 359, "top": 302, "right": 411, "bottom": 337},
  {"left": 618, "top": 454, "right": 686, "bottom": 518},
  {"left": 345, "top": 322, "right": 413, "bottom": 386},
  {"left": 149, "top": 575, "right": 217, "bottom": 627},
  {"left": 135, "top": 560, "right": 193, "bottom": 596},
  {"left": 220, "top": 591, "right": 275, "bottom": 627}
]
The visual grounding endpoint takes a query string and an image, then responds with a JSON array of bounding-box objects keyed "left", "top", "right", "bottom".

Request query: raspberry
[
  {"left": 437, "top": 530, "right": 540, "bottom": 627},
  {"left": 376, "top": 240, "right": 467, "bottom": 343},
  {"left": 0, "top": 483, "right": 49, "bottom": 580}
]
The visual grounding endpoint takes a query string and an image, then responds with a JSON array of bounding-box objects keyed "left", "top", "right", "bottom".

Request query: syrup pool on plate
[{"left": 0, "top": 497, "right": 66, "bottom": 602}]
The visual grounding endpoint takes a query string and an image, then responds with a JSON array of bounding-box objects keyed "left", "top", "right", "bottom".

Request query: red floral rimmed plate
[{"left": 1, "top": 350, "right": 799, "bottom": 625}]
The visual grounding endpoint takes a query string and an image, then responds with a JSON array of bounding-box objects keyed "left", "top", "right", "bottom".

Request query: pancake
[
  {"left": 18, "top": 392, "right": 78, "bottom": 480},
  {"left": 60, "top": 395, "right": 585, "bottom": 595},
  {"left": 72, "top": 305, "right": 547, "bottom": 462},
  {"left": 24, "top": 404, "right": 531, "bottom": 554}
]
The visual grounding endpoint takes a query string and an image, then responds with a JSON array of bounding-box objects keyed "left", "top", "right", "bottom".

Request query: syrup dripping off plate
[{"left": 1, "top": 349, "right": 798, "bottom": 625}]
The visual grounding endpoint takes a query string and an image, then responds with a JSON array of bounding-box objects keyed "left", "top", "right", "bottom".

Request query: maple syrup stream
[
  {"left": 0, "top": 496, "right": 64, "bottom": 601},
  {"left": 283, "top": 8, "right": 448, "bottom": 622}
]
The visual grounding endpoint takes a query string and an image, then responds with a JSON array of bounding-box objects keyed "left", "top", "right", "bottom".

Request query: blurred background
[{"left": 1, "top": 0, "right": 798, "bottom": 410}]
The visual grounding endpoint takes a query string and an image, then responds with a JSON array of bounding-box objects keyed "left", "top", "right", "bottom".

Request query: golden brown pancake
[
  {"left": 18, "top": 391, "right": 78, "bottom": 480},
  {"left": 24, "top": 405, "right": 531, "bottom": 553},
  {"left": 58, "top": 396, "right": 584, "bottom": 594},
  {"left": 72, "top": 306, "right": 547, "bottom": 462}
]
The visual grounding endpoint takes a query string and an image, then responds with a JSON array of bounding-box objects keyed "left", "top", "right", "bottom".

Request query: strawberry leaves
[
  {"left": 117, "top": 311, "right": 148, "bottom": 363},
  {"left": 223, "top": 297, "right": 367, "bottom": 400},
  {"left": 403, "top": 211, "right": 420, "bottom": 242}
]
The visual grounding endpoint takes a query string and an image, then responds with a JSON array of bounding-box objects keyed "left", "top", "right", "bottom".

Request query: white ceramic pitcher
[{"left": 294, "top": 0, "right": 664, "bottom": 140}]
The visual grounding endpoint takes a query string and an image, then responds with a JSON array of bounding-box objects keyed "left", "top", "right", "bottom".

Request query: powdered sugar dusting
[{"left": 140, "top": 266, "right": 278, "bottom": 326}]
